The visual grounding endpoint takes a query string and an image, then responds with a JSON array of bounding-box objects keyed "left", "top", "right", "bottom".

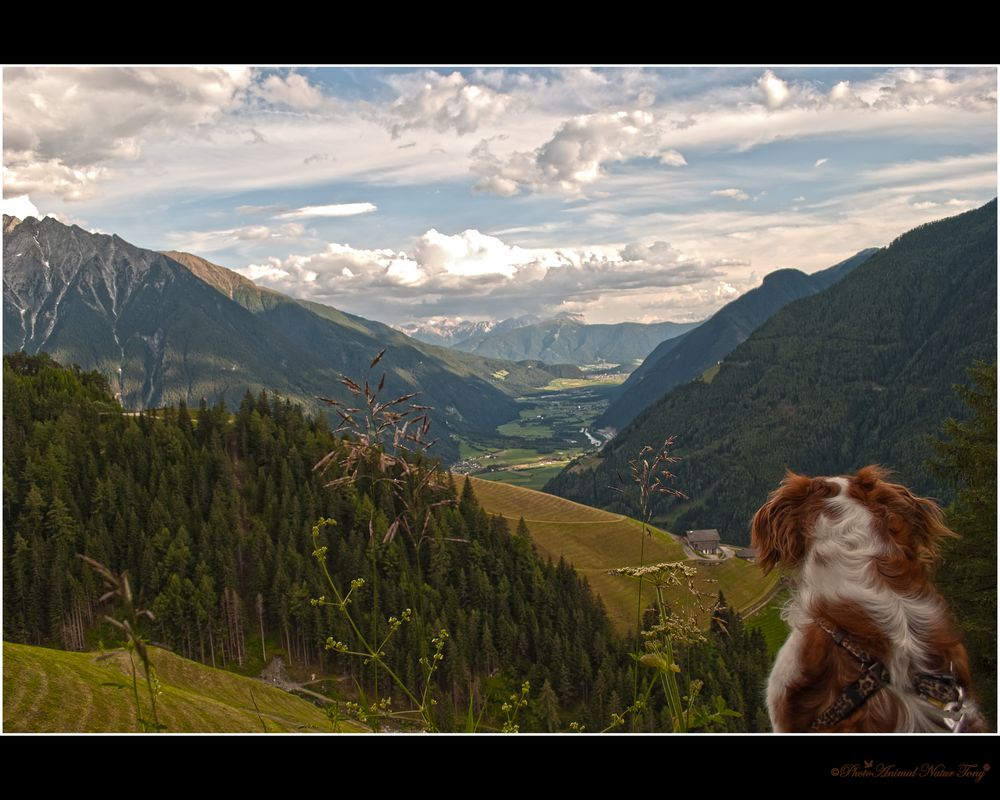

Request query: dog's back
[{"left": 753, "top": 466, "right": 986, "bottom": 733}]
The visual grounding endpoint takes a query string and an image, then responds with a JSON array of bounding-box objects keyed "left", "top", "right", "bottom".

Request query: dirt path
[{"left": 260, "top": 656, "right": 338, "bottom": 704}]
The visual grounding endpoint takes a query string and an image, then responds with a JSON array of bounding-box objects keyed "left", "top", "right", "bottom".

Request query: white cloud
[
  {"left": 411, "top": 229, "right": 532, "bottom": 278},
  {"left": 860, "top": 152, "right": 996, "bottom": 185},
  {"left": 712, "top": 188, "right": 749, "bottom": 201},
  {"left": 166, "top": 222, "right": 306, "bottom": 254},
  {"left": 862, "top": 67, "right": 997, "bottom": 111},
  {"left": 252, "top": 72, "right": 325, "bottom": 110},
  {"left": 0, "top": 194, "right": 41, "bottom": 219},
  {"left": 3, "top": 160, "right": 113, "bottom": 202},
  {"left": 814, "top": 158, "right": 828, "bottom": 168},
  {"left": 656, "top": 68, "right": 996, "bottom": 156},
  {"left": 236, "top": 228, "right": 736, "bottom": 322},
  {"left": 472, "top": 110, "right": 686, "bottom": 197},
  {"left": 276, "top": 203, "right": 377, "bottom": 219},
  {"left": 746, "top": 68, "right": 996, "bottom": 114},
  {"left": 385, "top": 71, "right": 516, "bottom": 138},
  {"left": 757, "top": 70, "right": 791, "bottom": 109},
  {"left": 3, "top": 67, "right": 254, "bottom": 200}
]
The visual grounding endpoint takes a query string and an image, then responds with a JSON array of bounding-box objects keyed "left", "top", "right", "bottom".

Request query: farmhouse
[
  {"left": 685, "top": 529, "right": 721, "bottom": 555},
  {"left": 735, "top": 547, "right": 757, "bottom": 562}
]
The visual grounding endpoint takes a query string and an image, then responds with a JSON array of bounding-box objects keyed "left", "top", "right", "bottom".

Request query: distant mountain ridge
[
  {"left": 597, "top": 249, "right": 877, "bottom": 430},
  {"left": 546, "top": 201, "right": 997, "bottom": 546},
  {"left": 452, "top": 317, "right": 702, "bottom": 367},
  {"left": 2, "top": 216, "right": 576, "bottom": 462},
  {"left": 397, "top": 314, "right": 547, "bottom": 347}
]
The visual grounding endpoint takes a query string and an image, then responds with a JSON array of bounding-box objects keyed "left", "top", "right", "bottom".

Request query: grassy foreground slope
[
  {"left": 468, "top": 478, "right": 778, "bottom": 633},
  {"left": 3, "top": 642, "right": 360, "bottom": 733}
]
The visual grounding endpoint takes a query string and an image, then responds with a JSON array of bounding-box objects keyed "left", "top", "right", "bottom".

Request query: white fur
[
  {"left": 766, "top": 627, "right": 802, "bottom": 732},
  {"left": 772, "top": 478, "right": 953, "bottom": 732}
]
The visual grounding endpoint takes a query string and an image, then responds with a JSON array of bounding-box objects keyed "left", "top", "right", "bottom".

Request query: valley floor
[{"left": 451, "top": 375, "right": 623, "bottom": 491}]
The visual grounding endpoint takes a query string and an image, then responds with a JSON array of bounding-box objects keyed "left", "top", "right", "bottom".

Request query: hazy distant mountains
[
  {"left": 546, "top": 200, "right": 997, "bottom": 545},
  {"left": 597, "top": 249, "right": 877, "bottom": 429},
  {"left": 398, "top": 314, "right": 546, "bottom": 348},
  {"left": 400, "top": 312, "right": 701, "bottom": 368},
  {"left": 2, "top": 215, "right": 576, "bottom": 462},
  {"left": 450, "top": 317, "right": 701, "bottom": 367}
]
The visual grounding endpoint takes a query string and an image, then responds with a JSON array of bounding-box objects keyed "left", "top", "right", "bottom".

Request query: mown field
[
  {"left": 746, "top": 589, "right": 791, "bottom": 657},
  {"left": 468, "top": 477, "right": 780, "bottom": 634},
  {"left": 2, "top": 641, "right": 362, "bottom": 733}
]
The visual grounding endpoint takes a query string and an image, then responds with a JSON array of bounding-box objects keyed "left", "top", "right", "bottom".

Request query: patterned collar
[
  {"left": 810, "top": 619, "right": 891, "bottom": 731},
  {"left": 809, "top": 619, "right": 970, "bottom": 732}
]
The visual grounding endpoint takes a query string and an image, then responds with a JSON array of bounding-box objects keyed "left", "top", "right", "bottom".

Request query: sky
[{"left": 2, "top": 65, "right": 997, "bottom": 326}]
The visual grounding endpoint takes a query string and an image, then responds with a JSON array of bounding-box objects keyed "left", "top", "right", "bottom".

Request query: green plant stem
[
  {"left": 653, "top": 584, "right": 686, "bottom": 732},
  {"left": 313, "top": 530, "right": 426, "bottom": 718},
  {"left": 370, "top": 535, "right": 379, "bottom": 701},
  {"left": 127, "top": 651, "right": 144, "bottom": 731}
]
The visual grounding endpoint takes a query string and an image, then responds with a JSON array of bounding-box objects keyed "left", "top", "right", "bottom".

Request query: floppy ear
[
  {"left": 751, "top": 470, "right": 835, "bottom": 574},
  {"left": 853, "top": 464, "right": 890, "bottom": 492},
  {"left": 894, "top": 489, "right": 957, "bottom": 565},
  {"left": 852, "top": 465, "right": 956, "bottom": 564}
]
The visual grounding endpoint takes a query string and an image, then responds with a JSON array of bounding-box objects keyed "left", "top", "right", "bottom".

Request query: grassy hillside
[
  {"left": 468, "top": 478, "right": 779, "bottom": 634},
  {"left": 3, "top": 641, "right": 361, "bottom": 733},
  {"left": 746, "top": 589, "right": 791, "bottom": 658}
]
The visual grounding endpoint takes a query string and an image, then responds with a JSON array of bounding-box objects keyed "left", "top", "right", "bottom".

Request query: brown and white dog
[{"left": 751, "top": 465, "right": 985, "bottom": 732}]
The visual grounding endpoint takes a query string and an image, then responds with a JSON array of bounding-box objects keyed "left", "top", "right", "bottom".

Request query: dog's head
[{"left": 751, "top": 465, "right": 955, "bottom": 576}]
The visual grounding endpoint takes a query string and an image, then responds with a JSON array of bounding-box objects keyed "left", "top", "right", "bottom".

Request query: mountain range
[
  {"left": 2, "top": 215, "right": 577, "bottom": 462},
  {"left": 597, "top": 249, "right": 877, "bottom": 430},
  {"left": 450, "top": 316, "right": 701, "bottom": 367},
  {"left": 545, "top": 200, "right": 997, "bottom": 546},
  {"left": 396, "top": 314, "right": 547, "bottom": 347}
]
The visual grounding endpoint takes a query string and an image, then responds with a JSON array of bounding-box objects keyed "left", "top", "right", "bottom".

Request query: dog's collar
[
  {"left": 810, "top": 620, "right": 972, "bottom": 732},
  {"left": 810, "top": 619, "right": 891, "bottom": 731},
  {"left": 913, "top": 671, "right": 974, "bottom": 732}
]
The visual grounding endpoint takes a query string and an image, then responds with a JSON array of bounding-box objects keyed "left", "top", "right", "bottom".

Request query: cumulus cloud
[
  {"left": 410, "top": 229, "right": 532, "bottom": 278},
  {"left": 0, "top": 194, "right": 41, "bottom": 219},
  {"left": 3, "top": 159, "right": 114, "bottom": 202},
  {"left": 744, "top": 68, "right": 996, "bottom": 114},
  {"left": 276, "top": 203, "right": 377, "bottom": 219},
  {"left": 757, "top": 70, "right": 791, "bottom": 109},
  {"left": 712, "top": 188, "right": 749, "bottom": 201},
  {"left": 385, "top": 71, "right": 516, "bottom": 138},
  {"left": 236, "top": 228, "right": 738, "bottom": 321},
  {"left": 862, "top": 67, "right": 997, "bottom": 111},
  {"left": 252, "top": 72, "right": 325, "bottom": 110},
  {"left": 3, "top": 67, "right": 254, "bottom": 200},
  {"left": 472, "top": 110, "right": 687, "bottom": 197},
  {"left": 814, "top": 158, "right": 828, "bottom": 167}
]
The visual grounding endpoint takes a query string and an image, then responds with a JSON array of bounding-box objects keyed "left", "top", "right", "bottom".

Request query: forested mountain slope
[
  {"left": 598, "top": 249, "right": 876, "bottom": 430},
  {"left": 547, "top": 201, "right": 997, "bottom": 547}
]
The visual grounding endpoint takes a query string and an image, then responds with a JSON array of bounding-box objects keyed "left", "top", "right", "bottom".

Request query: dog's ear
[
  {"left": 853, "top": 464, "right": 890, "bottom": 493},
  {"left": 751, "top": 470, "right": 836, "bottom": 574},
  {"left": 852, "top": 465, "right": 956, "bottom": 564},
  {"left": 892, "top": 488, "right": 957, "bottom": 565}
]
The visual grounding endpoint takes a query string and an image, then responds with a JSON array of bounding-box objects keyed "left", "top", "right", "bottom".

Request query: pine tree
[{"left": 929, "top": 360, "right": 997, "bottom": 727}]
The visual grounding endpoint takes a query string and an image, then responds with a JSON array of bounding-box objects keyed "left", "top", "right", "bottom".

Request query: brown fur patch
[{"left": 751, "top": 470, "right": 838, "bottom": 574}]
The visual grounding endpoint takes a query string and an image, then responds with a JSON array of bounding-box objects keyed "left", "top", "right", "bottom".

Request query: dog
[{"left": 751, "top": 465, "right": 985, "bottom": 732}]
